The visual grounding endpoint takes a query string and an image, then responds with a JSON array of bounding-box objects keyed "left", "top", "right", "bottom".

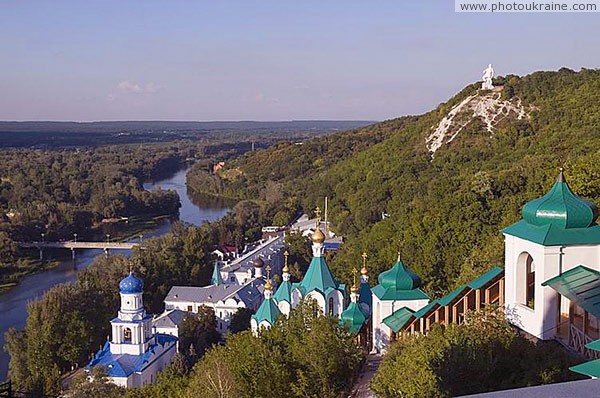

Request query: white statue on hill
[{"left": 482, "top": 64, "right": 495, "bottom": 90}]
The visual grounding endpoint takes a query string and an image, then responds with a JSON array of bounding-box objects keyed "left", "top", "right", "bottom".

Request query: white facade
[
  {"left": 372, "top": 295, "right": 429, "bottom": 352},
  {"left": 88, "top": 274, "right": 177, "bottom": 388},
  {"left": 504, "top": 234, "right": 600, "bottom": 340}
]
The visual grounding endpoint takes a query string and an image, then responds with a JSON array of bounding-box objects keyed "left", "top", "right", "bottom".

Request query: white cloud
[
  {"left": 107, "top": 80, "right": 162, "bottom": 102},
  {"left": 116, "top": 80, "right": 162, "bottom": 94}
]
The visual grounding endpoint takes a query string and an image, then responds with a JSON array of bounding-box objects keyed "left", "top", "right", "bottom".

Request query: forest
[
  {"left": 6, "top": 68, "right": 600, "bottom": 397},
  {"left": 189, "top": 68, "right": 600, "bottom": 298}
]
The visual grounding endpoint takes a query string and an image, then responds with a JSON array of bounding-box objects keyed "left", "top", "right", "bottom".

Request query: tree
[
  {"left": 67, "top": 366, "right": 124, "bottom": 398},
  {"left": 371, "top": 308, "right": 579, "bottom": 397},
  {"left": 178, "top": 306, "right": 220, "bottom": 361},
  {"left": 228, "top": 308, "right": 254, "bottom": 334}
]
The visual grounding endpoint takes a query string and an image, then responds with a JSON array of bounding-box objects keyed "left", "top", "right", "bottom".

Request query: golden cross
[
  {"left": 314, "top": 206, "right": 322, "bottom": 224},
  {"left": 129, "top": 262, "right": 133, "bottom": 274},
  {"left": 352, "top": 267, "right": 358, "bottom": 287},
  {"left": 284, "top": 251, "right": 289, "bottom": 267},
  {"left": 265, "top": 265, "right": 271, "bottom": 279},
  {"left": 361, "top": 252, "right": 367, "bottom": 268}
]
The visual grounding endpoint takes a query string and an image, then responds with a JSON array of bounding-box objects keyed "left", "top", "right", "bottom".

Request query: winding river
[{"left": 0, "top": 166, "right": 230, "bottom": 380}]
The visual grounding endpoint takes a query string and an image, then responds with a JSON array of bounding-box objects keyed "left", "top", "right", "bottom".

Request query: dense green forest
[
  {"left": 189, "top": 68, "right": 600, "bottom": 297},
  {"left": 4, "top": 198, "right": 284, "bottom": 395}
]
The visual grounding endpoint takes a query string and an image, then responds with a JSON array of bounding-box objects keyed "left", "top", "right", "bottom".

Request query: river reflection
[{"left": 0, "top": 165, "right": 230, "bottom": 380}]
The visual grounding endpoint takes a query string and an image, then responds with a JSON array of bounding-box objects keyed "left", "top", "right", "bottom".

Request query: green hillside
[{"left": 189, "top": 68, "right": 600, "bottom": 296}]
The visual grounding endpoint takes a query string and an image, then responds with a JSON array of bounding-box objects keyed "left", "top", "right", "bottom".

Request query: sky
[{"left": 0, "top": 1, "right": 599, "bottom": 121}]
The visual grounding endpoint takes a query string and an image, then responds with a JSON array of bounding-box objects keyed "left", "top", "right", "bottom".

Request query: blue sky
[{"left": 0, "top": 1, "right": 598, "bottom": 121}]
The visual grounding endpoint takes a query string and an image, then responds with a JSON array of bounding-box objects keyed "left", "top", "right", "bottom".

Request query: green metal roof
[
  {"left": 273, "top": 279, "right": 292, "bottom": 304},
  {"left": 211, "top": 262, "right": 223, "bottom": 285},
  {"left": 503, "top": 171, "right": 600, "bottom": 246},
  {"left": 570, "top": 359, "right": 600, "bottom": 378},
  {"left": 522, "top": 171, "right": 597, "bottom": 229},
  {"left": 371, "top": 284, "right": 430, "bottom": 301},
  {"left": 542, "top": 265, "right": 600, "bottom": 319},
  {"left": 251, "top": 297, "right": 281, "bottom": 326},
  {"left": 503, "top": 221, "right": 600, "bottom": 246},
  {"left": 297, "top": 256, "right": 340, "bottom": 295},
  {"left": 371, "top": 255, "right": 430, "bottom": 302},
  {"left": 382, "top": 307, "right": 415, "bottom": 332},
  {"left": 378, "top": 255, "right": 422, "bottom": 291},
  {"left": 585, "top": 339, "right": 600, "bottom": 352},
  {"left": 358, "top": 281, "right": 372, "bottom": 316},
  {"left": 414, "top": 300, "right": 439, "bottom": 319},
  {"left": 438, "top": 285, "right": 469, "bottom": 307},
  {"left": 339, "top": 301, "right": 367, "bottom": 335},
  {"left": 468, "top": 267, "right": 504, "bottom": 290}
]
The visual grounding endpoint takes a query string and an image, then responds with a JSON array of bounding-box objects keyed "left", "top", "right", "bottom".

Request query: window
[
  {"left": 517, "top": 252, "right": 535, "bottom": 309},
  {"left": 231, "top": 276, "right": 236, "bottom": 282},
  {"left": 526, "top": 256, "right": 535, "bottom": 309},
  {"left": 187, "top": 305, "right": 193, "bottom": 312},
  {"left": 123, "top": 328, "right": 132, "bottom": 343},
  {"left": 328, "top": 297, "right": 334, "bottom": 317}
]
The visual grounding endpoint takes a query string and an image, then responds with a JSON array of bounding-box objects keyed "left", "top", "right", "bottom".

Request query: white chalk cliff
[{"left": 426, "top": 89, "right": 530, "bottom": 155}]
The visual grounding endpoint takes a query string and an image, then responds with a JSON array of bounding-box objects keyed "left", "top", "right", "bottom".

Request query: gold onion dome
[
  {"left": 265, "top": 279, "right": 273, "bottom": 290},
  {"left": 350, "top": 284, "right": 359, "bottom": 294},
  {"left": 360, "top": 266, "right": 368, "bottom": 276},
  {"left": 311, "top": 227, "right": 325, "bottom": 243}
]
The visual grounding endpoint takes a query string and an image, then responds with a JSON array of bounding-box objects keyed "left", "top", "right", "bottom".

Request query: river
[{"left": 0, "top": 166, "right": 230, "bottom": 380}]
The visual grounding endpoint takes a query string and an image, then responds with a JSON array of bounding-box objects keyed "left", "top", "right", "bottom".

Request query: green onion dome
[
  {"left": 522, "top": 169, "right": 598, "bottom": 229},
  {"left": 378, "top": 255, "right": 422, "bottom": 291}
]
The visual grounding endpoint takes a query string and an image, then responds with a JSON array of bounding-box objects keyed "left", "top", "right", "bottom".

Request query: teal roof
[
  {"left": 358, "top": 281, "right": 372, "bottom": 316},
  {"left": 382, "top": 307, "right": 415, "bottom": 332},
  {"left": 586, "top": 339, "right": 600, "bottom": 352},
  {"left": 211, "top": 262, "right": 223, "bottom": 286},
  {"left": 297, "top": 256, "right": 340, "bottom": 294},
  {"left": 468, "top": 267, "right": 504, "bottom": 290},
  {"left": 339, "top": 301, "right": 367, "bottom": 334},
  {"left": 273, "top": 279, "right": 292, "bottom": 304},
  {"left": 372, "top": 255, "right": 430, "bottom": 301},
  {"left": 542, "top": 265, "right": 600, "bottom": 318},
  {"left": 378, "top": 256, "right": 422, "bottom": 291},
  {"left": 414, "top": 300, "right": 439, "bottom": 319},
  {"left": 570, "top": 359, "right": 600, "bottom": 378},
  {"left": 503, "top": 171, "right": 600, "bottom": 246},
  {"left": 251, "top": 297, "right": 281, "bottom": 326},
  {"left": 438, "top": 285, "right": 469, "bottom": 307},
  {"left": 371, "top": 284, "right": 430, "bottom": 301}
]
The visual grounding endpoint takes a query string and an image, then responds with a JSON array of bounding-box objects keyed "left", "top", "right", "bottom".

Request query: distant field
[{"left": 0, "top": 120, "right": 374, "bottom": 148}]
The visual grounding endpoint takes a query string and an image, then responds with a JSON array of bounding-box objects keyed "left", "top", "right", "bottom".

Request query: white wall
[{"left": 504, "top": 234, "right": 600, "bottom": 340}]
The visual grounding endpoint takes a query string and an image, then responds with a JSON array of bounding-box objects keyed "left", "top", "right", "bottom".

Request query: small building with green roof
[
  {"left": 503, "top": 169, "right": 600, "bottom": 341},
  {"left": 290, "top": 219, "right": 346, "bottom": 317},
  {"left": 371, "top": 254, "right": 430, "bottom": 352},
  {"left": 251, "top": 278, "right": 281, "bottom": 334}
]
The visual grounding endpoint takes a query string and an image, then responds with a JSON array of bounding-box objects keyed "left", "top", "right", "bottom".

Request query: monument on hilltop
[{"left": 482, "top": 64, "right": 495, "bottom": 90}]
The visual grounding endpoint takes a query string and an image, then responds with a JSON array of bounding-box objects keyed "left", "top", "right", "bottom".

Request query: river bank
[{"left": 0, "top": 165, "right": 230, "bottom": 381}]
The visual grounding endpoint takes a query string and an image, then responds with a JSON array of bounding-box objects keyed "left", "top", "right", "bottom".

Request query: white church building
[{"left": 87, "top": 273, "right": 177, "bottom": 388}]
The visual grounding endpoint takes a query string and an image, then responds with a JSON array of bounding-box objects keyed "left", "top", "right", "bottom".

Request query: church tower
[
  {"left": 110, "top": 273, "right": 154, "bottom": 355},
  {"left": 290, "top": 207, "right": 346, "bottom": 317},
  {"left": 503, "top": 169, "right": 600, "bottom": 340},
  {"left": 273, "top": 250, "right": 293, "bottom": 315}
]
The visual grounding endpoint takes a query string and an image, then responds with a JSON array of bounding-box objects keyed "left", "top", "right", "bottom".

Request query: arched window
[
  {"left": 123, "top": 327, "right": 132, "bottom": 343},
  {"left": 526, "top": 257, "right": 535, "bottom": 309},
  {"left": 329, "top": 297, "right": 334, "bottom": 316},
  {"left": 517, "top": 252, "right": 535, "bottom": 309}
]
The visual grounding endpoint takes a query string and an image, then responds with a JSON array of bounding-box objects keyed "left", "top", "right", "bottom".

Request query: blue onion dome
[
  {"left": 378, "top": 255, "right": 422, "bottom": 291},
  {"left": 522, "top": 169, "right": 598, "bottom": 229},
  {"left": 119, "top": 273, "right": 144, "bottom": 294}
]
